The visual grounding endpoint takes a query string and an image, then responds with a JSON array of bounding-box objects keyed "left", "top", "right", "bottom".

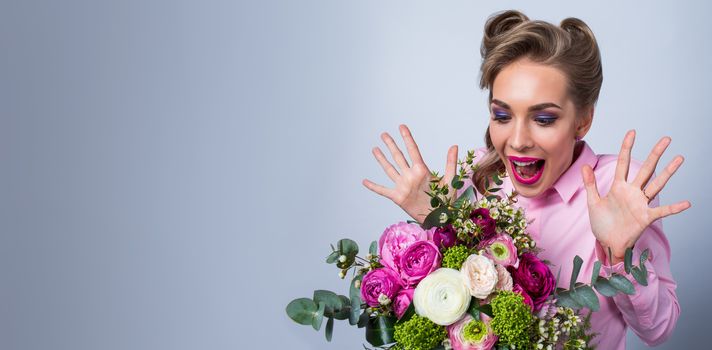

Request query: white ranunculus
[
  {"left": 413, "top": 268, "right": 470, "bottom": 326},
  {"left": 460, "top": 254, "right": 498, "bottom": 299}
]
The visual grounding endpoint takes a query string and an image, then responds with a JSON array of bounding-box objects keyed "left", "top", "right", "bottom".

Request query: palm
[
  {"left": 581, "top": 130, "right": 690, "bottom": 262},
  {"left": 362, "top": 124, "right": 459, "bottom": 224}
]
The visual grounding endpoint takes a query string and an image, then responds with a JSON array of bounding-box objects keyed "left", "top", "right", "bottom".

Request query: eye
[
  {"left": 492, "top": 111, "right": 510, "bottom": 123},
  {"left": 534, "top": 115, "right": 557, "bottom": 126}
]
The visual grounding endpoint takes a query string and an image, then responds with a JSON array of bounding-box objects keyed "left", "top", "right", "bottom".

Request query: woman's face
[{"left": 488, "top": 58, "right": 591, "bottom": 198}]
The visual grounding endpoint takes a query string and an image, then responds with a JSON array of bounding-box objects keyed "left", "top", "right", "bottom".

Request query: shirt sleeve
[{"left": 595, "top": 192, "right": 680, "bottom": 346}]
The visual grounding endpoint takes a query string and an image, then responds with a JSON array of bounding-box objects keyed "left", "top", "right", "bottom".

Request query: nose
[{"left": 509, "top": 120, "right": 534, "bottom": 152}]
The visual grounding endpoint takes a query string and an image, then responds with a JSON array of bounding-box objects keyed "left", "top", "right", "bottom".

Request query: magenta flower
[
  {"left": 478, "top": 234, "right": 518, "bottom": 267},
  {"left": 433, "top": 225, "right": 458, "bottom": 249},
  {"left": 398, "top": 240, "right": 442, "bottom": 287},
  {"left": 447, "top": 313, "right": 498, "bottom": 350},
  {"left": 393, "top": 288, "right": 415, "bottom": 319},
  {"left": 378, "top": 222, "right": 429, "bottom": 272},
  {"left": 470, "top": 208, "right": 496, "bottom": 240},
  {"left": 360, "top": 268, "right": 402, "bottom": 307},
  {"left": 510, "top": 253, "right": 555, "bottom": 312},
  {"left": 512, "top": 284, "right": 534, "bottom": 312}
]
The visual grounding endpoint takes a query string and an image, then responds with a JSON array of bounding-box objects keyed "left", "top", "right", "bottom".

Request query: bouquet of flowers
[{"left": 286, "top": 150, "right": 650, "bottom": 350}]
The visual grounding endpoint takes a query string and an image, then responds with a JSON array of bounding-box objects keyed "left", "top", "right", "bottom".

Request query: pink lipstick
[{"left": 508, "top": 156, "right": 545, "bottom": 185}]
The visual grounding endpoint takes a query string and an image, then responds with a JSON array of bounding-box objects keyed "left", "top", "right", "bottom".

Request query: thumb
[{"left": 581, "top": 164, "right": 600, "bottom": 205}]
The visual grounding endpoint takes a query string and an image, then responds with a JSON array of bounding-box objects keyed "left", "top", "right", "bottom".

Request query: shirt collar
[{"left": 551, "top": 141, "right": 599, "bottom": 204}]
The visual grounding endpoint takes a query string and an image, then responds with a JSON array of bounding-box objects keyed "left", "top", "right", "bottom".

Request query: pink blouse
[{"left": 458, "top": 141, "right": 679, "bottom": 349}]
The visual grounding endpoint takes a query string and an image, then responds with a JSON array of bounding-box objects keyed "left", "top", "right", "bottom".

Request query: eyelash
[{"left": 492, "top": 112, "right": 558, "bottom": 126}]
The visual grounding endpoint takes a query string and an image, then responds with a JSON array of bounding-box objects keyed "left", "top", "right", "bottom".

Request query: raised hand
[
  {"left": 581, "top": 130, "right": 691, "bottom": 264},
  {"left": 362, "top": 124, "right": 459, "bottom": 224}
]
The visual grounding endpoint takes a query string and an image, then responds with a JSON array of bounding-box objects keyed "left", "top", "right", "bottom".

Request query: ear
[{"left": 576, "top": 106, "right": 594, "bottom": 139}]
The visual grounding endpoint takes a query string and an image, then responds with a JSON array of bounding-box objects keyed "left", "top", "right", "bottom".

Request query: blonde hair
[{"left": 472, "top": 10, "right": 603, "bottom": 194}]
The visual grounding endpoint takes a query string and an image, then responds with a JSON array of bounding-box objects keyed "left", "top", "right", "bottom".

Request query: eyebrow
[{"left": 491, "top": 99, "right": 562, "bottom": 112}]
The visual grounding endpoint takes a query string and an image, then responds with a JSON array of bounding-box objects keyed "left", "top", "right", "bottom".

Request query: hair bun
[{"left": 481, "top": 10, "right": 529, "bottom": 56}]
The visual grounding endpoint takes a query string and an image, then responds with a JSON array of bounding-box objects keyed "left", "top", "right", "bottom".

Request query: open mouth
[{"left": 509, "top": 156, "right": 545, "bottom": 185}]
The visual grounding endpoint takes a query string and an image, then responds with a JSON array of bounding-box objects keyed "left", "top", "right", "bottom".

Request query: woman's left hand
[{"left": 581, "top": 130, "right": 691, "bottom": 264}]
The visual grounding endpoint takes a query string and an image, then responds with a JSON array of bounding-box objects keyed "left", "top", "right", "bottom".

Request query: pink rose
[
  {"left": 378, "top": 222, "right": 429, "bottom": 271},
  {"left": 447, "top": 313, "right": 497, "bottom": 350},
  {"left": 393, "top": 288, "right": 415, "bottom": 319},
  {"left": 470, "top": 208, "right": 496, "bottom": 240},
  {"left": 494, "top": 264, "right": 513, "bottom": 291},
  {"left": 510, "top": 253, "right": 554, "bottom": 311},
  {"left": 512, "top": 284, "right": 534, "bottom": 311},
  {"left": 478, "top": 234, "right": 518, "bottom": 267},
  {"left": 398, "top": 241, "right": 442, "bottom": 287},
  {"left": 360, "top": 268, "right": 402, "bottom": 307}
]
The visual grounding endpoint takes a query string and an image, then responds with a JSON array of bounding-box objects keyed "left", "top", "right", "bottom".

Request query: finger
[
  {"left": 642, "top": 155, "right": 684, "bottom": 200},
  {"left": 400, "top": 124, "right": 425, "bottom": 166},
  {"left": 650, "top": 200, "right": 692, "bottom": 220},
  {"left": 372, "top": 147, "right": 400, "bottom": 182},
  {"left": 362, "top": 178, "right": 397, "bottom": 199},
  {"left": 581, "top": 164, "right": 601, "bottom": 204},
  {"left": 632, "top": 136, "right": 671, "bottom": 188},
  {"left": 381, "top": 132, "right": 410, "bottom": 170},
  {"left": 442, "top": 145, "right": 459, "bottom": 184},
  {"left": 615, "top": 130, "right": 635, "bottom": 182}
]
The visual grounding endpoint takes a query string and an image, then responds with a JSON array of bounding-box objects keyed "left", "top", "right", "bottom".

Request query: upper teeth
[{"left": 512, "top": 160, "right": 538, "bottom": 166}]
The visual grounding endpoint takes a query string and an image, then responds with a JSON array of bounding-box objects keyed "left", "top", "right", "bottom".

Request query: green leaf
[
  {"left": 422, "top": 206, "right": 449, "bottom": 230},
  {"left": 350, "top": 275, "right": 364, "bottom": 302},
  {"left": 593, "top": 277, "right": 618, "bottom": 297},
  {"left": 369, "top": 240, "right": 378, "bottom": 256},
  {"left": 357, "top": 310, "right": 369, "bottom": 328},
  {"left": 332, "top": 295, "right": 351, "bottom": 320},
  {"left": 339, "top": 239, "right": 359, "bottom": 257},
  {"left": 609, "top": 274, "right": 635, "bottom": 295},
  {"left": 365, "top": 315, "right": 396, "bottom": 346},
  {"left": 555, "top": 291, "right": 581, "bottom": 309},
  {"left": 624, "top": 248, "right": 633, "bottom": 274},
  {"left": 467, "top": 297, "right": 480, "bottom": 320},
  {"left": 286, "top": 298, "right": 318, "bottom": 325},
  {"left": 479, "top": 304, "right": 493, "bottom": 317},
  {"left": 397, "top": 302, "right": 416, "bottom": 323},
  {"left": 312, "top": 301, "right": 326, "bottom": 331},
  {"left": 314, "top": 290, "right": 342, "bottom": 312},
  {"left": 631, "top": 266, "right": 648, "bottom": 286},
  {"left": 325, "top": 317, "right": 334, "bottom": 342},
  {"left": 570, "top": 255, "right": 583, "bottom": 291},
  {"left": 487, "top": 187, "right": 502, "bottom": 193},
  {"left": 326, "top": 251, "right": 340, "bottom": 264},
  {"left": 571, "top": 285, "right": 600, "bottom": 311},
  {"left": 451, "top": 176, "right": 464, "bottom": 189},
  {"left": 640, "top": 249, "right": 650, "bottom": 265},
  {"left": 493, "top": 173, "right": 503, "bottom": 186},
  {"left": 591, "top": 261, "right": 602, "bottom": 286},
  {"left": 430, "top": 196, "right": 440, "bottom": 208},
  {"left": 349, "top": 295, "right": 361, "bottom": 325},
  {"left": 454, "top": 186, "right": 475, "bottom": 208}
]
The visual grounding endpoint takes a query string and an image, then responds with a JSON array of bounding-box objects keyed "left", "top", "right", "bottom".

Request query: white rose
[
  {"left": 494, "top": 264, "right": 513, "bottom": 291},
  {"left": 460, "top": 254, "right": 498, "bottom": 299},
  {"left": 413, "top": 268, "right": 470, "bottom": 326}
]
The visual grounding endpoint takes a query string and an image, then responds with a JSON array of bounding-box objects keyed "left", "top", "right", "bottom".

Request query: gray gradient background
[{"left": 1, "top": 1, "right": 710, "bottom": 349}]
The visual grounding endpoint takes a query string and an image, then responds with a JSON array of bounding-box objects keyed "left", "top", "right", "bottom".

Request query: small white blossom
[
  {"left": 338, "top": 255, "right": 347, "bottom": 263},
  {"left": 338, "top": 271, "right": 346, "bottom": 279},
  {"left": 378, "top": 293, "right": 391, "bottom": 306}
]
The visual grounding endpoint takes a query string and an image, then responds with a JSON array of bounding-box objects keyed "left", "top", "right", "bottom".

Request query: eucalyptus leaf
[
  {"left": 286, "top": 298, "right": 318, "bottom": 325},
  {"left": 312, "top": 301, "right": 326, "bottom": 331},
  {"left": 339, "top": 239, "right": 359, "bottom": 257},
  {"left": 350, "top": 275, "right": 364, "bottom": 302},
  {"left": 349, "top": 296, "right": 361, "bottom": 325},
  {"left": 624, "top": 248, "right": 633, "bottom": 274},
  {"left": 591, "top": 261, "right": 602, "bottom": 285},
  {"left": 326, "top": 251, "right": 340, "bottom": 264},
  {"left": 451, "top": 176, "right": 464, "bottom": 189},
  {"left": 555, "top": 291, "right": 581, "bottom": 309},
  {"left": 609, "top": 274, "right": 635, "bottom": 295},
  {"left": 325, "top": 317, "right": 334, "bottom": 342},
  {"left": 640, "top": 249, "right": 650, "bottom": 265},
  {"left": 571, "top": 285, "right": 600, "bottom": 311},
  {"left": 631, "top": 266, "right": 648, "bottom": 286},
  {"left": 454, "top": 186, "right": 475, "bottom": 208},
  {"left": 430, "top": 196, "right": 440, "bottom": 208},
  {"left": 593, "top": 278, "right": 618, "bottom": 297},
  {"left": 422, "top": 206, "right": 449, "bottom": 230},
  {"left": 314, "top": 290, "right": 342, "bottom": 312},
  {"left": 357, "top": 310, "right": 369, "bottom": 328},
  {"left": 570, "top": 255, "right": 583, "bottom": 291},
  {"left": 369, "top": 240, "right": 378, "bottom": 256},
  {"left": 366, "top": 315, "right": 396, "bottom": 346}
]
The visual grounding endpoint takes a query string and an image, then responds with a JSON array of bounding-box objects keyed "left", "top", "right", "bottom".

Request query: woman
[{"left": 362, "top": 10, "right": 691, "bottom": 349}]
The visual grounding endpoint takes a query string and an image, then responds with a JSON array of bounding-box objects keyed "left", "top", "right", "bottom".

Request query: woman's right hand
[{"left": 362, "top": 124, "right": 459, "bottom": 224}]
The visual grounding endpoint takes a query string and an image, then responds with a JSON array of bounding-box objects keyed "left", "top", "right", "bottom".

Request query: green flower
[
  {"left": 463, "top": 319, "right": 488, "bottom": 343},
  {"left": 393, "top": 315, "right": 447, "bottom": 350},
  {"left": 490, "top": 291, "right": 534, "bottom": 349},
  {"left": 442, "top": 245, "right": 471, "bottom": 270}
]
